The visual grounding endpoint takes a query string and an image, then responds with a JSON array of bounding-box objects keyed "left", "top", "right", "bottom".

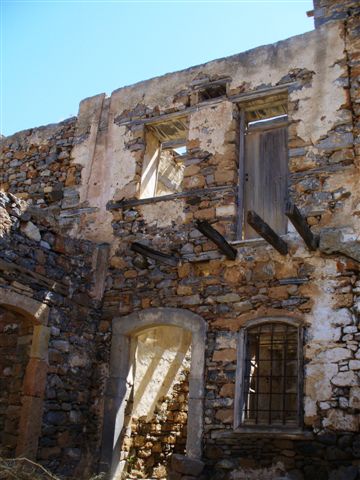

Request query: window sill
[
  {"left": 184, "top": 234, "right": 291, "bottom": 263},
  {"left": 229, "top": 237, "right": 268, "bottom": 248},
  {"left": 213, "top": 428, "right": 313, "bottom": 440},
  {"left": 235, "top": 427, "right": 305, "bottom": 436},
  {"left": 230, "top": 231, "right": 299, "bottom": 248}
]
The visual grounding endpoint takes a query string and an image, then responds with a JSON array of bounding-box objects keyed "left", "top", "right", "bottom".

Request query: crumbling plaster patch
[
  {"left": 70, "top": 95, "right": 140, "bottom": 242},
  {"left": 305, "top": 362, "right": 338, "bottom": 402},
  {"left": 139, "top": 200, "right": 186, "bottom": 228},
  {"left": 319, "top": 227, "right": 360, "bottom": 262},
  {"left": 105, "top": 106, "right": 138, "bottom": 200},
  {"left": 306, "top": 274, "right": 343, "bottom": 342},
  {"left": 322, "top": 170, "right": 360, "bottom": 233},
  {"left": 290, "top": 25, "right": 347, "bottom": 144},
  {"left": 323, "top": 409, "right": 359, "bottom": 432},
  {"left": 189, "top": 102, "right": 234, "bottom": 155},
  {"left": 302, "top": 262, "right": 345, "bottom": 419},
  {"left": 71, "top": 94, "right": 105, "bottom": 205}
]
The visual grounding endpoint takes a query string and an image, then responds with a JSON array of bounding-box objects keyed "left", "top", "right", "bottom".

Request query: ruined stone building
[{"left": 0, "top": 0, "right": 360, "bottom": 479}]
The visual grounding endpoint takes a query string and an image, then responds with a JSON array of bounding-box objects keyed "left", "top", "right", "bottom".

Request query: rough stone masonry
[{"left": 0, "top": 0, "right": 360, "bottom": 479}]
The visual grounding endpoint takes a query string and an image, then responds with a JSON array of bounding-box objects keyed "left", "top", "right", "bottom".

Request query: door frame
[{"left": 99, "top": 308, "right": 207, "bottom": 479}]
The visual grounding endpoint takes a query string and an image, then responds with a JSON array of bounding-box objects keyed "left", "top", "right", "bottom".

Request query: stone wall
[
  {"left": 99, "top": 9, "right": 359, "bottom": 479},
  {"left": 0, "top": 191, "right": 106, "bottom": 478},
  {"left": 0, "top": 117, "right": 90, "bottom": 236},
  {"left": 126, "top": 371, "right": 189, "bottom": 479},
  {"left": 0, "top": 1, "right": 359, "bottom": 479},
  {"left": 0, "top": 119, "right": 78, "bottom": 205},
  {"left": 103, "top": 232, "right": 360, "bottom": 479},
  {"left": 313, "top": 0, "right": 360, "bottom": 28}
]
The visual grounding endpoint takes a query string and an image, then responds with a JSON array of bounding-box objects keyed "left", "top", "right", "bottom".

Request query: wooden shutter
[{"left": 243, "top": 119, "right": 288, "bottom": 239}]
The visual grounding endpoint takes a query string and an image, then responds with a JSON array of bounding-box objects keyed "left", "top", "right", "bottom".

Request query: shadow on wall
[
  {"left": 122, "top": 325, "right": 192, "bottom": 479},
  {"left": 0, "top": 307, "right": 34, "bottom": 456}
]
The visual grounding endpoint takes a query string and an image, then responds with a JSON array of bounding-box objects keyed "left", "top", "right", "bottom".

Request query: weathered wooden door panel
[{"left": 244, "top": 122, "right": 288, "bottom": 239}]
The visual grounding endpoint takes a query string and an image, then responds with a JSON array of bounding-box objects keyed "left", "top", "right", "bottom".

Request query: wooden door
[{"left": 244, "top": 119, "right": 288, "bottom": 239}]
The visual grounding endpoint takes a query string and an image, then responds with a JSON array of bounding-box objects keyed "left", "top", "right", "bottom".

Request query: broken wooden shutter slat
[
  {"left": 243, "top": 127, "right": 260, "bottom": 239},
  {"left": 285, "top": 201, "right": 319, "bottom": 251},
  {"left": 236, "top": 108, "right": 246, "bottom": 239},
  {"left": 196, "top": 220, "right": 237, "bottom": 260},
  {"left": 261, "top": 125, "right": 288, "bottom": 236},
  {"left": 130, "top": 242, "right": 179, "bottom": 266},
  {"left": 247, "top": 210, "right": 288, "bottom": 255}
]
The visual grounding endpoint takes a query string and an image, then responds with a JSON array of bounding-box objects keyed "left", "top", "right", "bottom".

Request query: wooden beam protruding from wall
[
  {"left": 131, "top": 242, "right": 178, "bottom": 267},
  {"left": 196, "top": 220, "right": 237, "bottom": 260},
  {"left": 247, "top": 210, "right": 288, "bottom": 255},
  {"left": 285, "top": 201, "right": 319, "bottom": 251}
]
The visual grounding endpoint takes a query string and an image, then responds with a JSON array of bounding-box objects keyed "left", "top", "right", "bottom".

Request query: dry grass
[
  {"left": 0, "top": 456, "right": 106, "bottom": 480},
  {"left": 0, "top": 456, "right": 59, "bottom": 480},
  {"left": 0, "top": 456, "right": 291, "bottom": 480}
]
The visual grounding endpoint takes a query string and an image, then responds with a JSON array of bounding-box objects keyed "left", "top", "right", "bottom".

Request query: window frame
[
  {"left": 234, "top": 316, "right": 304, "bottom": 433},
  {"left": 236, "top": 94, "right": 289, "bottom": 241},
  {"left": 140, "top": 117, "right": 188, "bottom": 200}
]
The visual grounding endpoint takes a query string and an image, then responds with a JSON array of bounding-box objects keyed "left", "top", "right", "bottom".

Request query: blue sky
[{"left": 1, "top": 0, "right": 313, "bottom": 137}]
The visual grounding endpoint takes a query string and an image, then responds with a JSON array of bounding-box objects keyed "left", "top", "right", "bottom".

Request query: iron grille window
[{"left": 241, "top": 322, "right": 301, "bottom": 428}]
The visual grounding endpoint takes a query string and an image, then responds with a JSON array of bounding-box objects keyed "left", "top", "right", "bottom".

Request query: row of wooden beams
[
  {"left": 131, "top": 221, "right": 237, "bottom": 267},
  {"left": 247, "top": 202, "right": 319, "bottom": 255},
  {"left": 131, "top": 202, "right": 317, "bottom": 266}
]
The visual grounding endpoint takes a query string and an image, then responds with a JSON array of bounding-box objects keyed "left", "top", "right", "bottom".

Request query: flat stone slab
[{"left": 171, "top": 454, "right": 205, "bottom": 476}]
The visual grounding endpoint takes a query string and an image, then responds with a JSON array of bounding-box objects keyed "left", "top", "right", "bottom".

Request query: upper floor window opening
[
  {"left": 197, "top": 82, "right": 227, "bottom": 103},
  {"left": 238, "top": 93, "right": 289, "bottom": 240},
  {"left": 140, "top": 117, "right": 188, "bottom": 199},
  {"left": 189, "top": 77, "right": 230, "bottom": 105}
]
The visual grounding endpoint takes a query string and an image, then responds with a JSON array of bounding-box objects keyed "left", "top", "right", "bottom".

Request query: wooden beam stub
[
  {"left": 285, "top": 201, "right": 319, "bottom": 251},
  {"left": 131, "top": 242, "right": 178, "bottom": 267},
  {"left": 247, "top": 211, "right": 288, "bottom": 255},
  {"left": 196, "top": 220, "right": 237, "bottom": 260}
]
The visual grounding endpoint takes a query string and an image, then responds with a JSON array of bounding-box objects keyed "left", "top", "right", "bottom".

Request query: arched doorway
[
  {"left": 100, "top": 308, "right": 207, "bottom": 479},
  {"left": 0, "top": 288, "right": 50, "bottom": 459}
]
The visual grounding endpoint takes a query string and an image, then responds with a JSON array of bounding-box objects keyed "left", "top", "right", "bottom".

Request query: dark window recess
[
  {"left": 242, "top": 323, "right": 299, "bottom": 427},
  {"left": 198, "top": 83, "right": 227, "bottom": 102}
]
